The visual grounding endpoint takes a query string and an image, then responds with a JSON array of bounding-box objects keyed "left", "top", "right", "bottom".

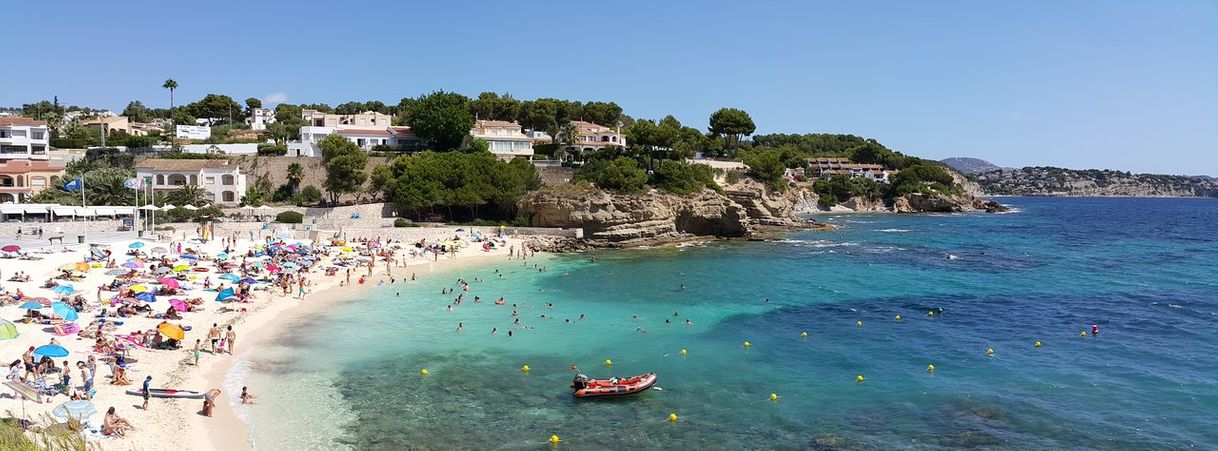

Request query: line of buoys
[
  {"left": 1034, "top": 341, "right": 1042, "bottom": 348},
  {"left": 420, "top": 368, "right": 429, "bottom": 376},
  {"left": 668, "top": 412, "right": 678, "bottom": 422},
  {"left": 549, "top": 434, "right": 561, "bottom": 445},
  {"left": 769, "top": 392, "right": 779, "bottom": 401},
  {"left": 742, "top": 341, "right": 751, "bottom": 348},
  {"left": 927, "top": 364, "right": 935, "bottom": 372},
  {"left": 856, "top": 374, "right": 865, "bottom": 383},
  {"left": 521, "top": 364, "right": 531, "bottom": 373},
  {"left": 985, "top": 348, "right": 995, "bottom": 356}
]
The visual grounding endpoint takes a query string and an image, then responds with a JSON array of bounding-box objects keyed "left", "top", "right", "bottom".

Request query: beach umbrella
[
  {"left": 18, "top": 301, "right": 43, "bottom": 310},
  {"left": 74, "top": 262, "right": 89, "bottom": 272},
  {"left": 159, "top": 277, "right": 180, "bottom": 289},
  {"left": 3, "top": 380, "right": 43, "bottom": 403},
  {"left": 219, "top": 274, "right": 239, "bottom": 282},
  {"left": 135, "top": 292, "right": 156, "bottom": 303},
  {"left": 215, "top": 288, "right": 236, "bottom": 302},
  {"left": 157, "top": 323, "right": 185, "bottom": 340},
  {"left": 0, "top": 320, "right": 19, "bottom": 340},
  {"left": 216, "top": 252, "right": 229, "bottom": 260},
  {"left": 140, "top": 204, "right": 158, "bottom": 211},
  {"left": 51, "top": 285, "right": 75, "bottom": 295},
  {"left": 173, "top": 264, "right": 190, "bottom": 272},
  {"left": 129, "top": 241, "right": 145, "bottom": 249},
  {"left": 151, "top": 247, "right": 168, "bottom": 254},
  {"left": 180, "top": 254, "right": 198, "bottom": 260},
  {"left": 52, "top": 400, "right": 97, "bottom": 421},
  {"left": 51, "top": 302, "right": 79, "bottom": 321},
  {"left": 161, "top": 204, "right": 177, "bottom": 211},
  {"left": 129, "top": 284, "right": 149, "bottom": 293},
  {"left": 1, "top": 244, "right": 20, "bottom": 252},
  {"left": 153, "top": 267, "right": 171, "bottom": 275},
  {"left": 34, "top": 344, "right": 69, "bottom": 359},
  {"left": 239, "top": 278, "right": 258, "bottom": 285},
  {"left": 105, "top": 269, "right": 128, "bottom": 276},
  {"left": 169, "top": 299, "right": 189, "bottom": 312},
  {"left": 183, "top": 204, "right": 199, "bottom": 211},
  {"left": 122, "top": 261, "right": 144, "bottom": 269}
]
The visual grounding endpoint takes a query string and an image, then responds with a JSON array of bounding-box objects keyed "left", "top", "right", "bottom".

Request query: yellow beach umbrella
[
  {"left": 341, "top": 246, "right": 353, "bottom": 252},
  {"left": 173, "top": 264, "right": 190, "bottom": 272},
  {"left": 74, "top": 262, "right": 90, "bottom": 272},
  {"left": 129, "top": 285, "right": 149, "bottom": 293},
  {"left": 157, "top": 323, "right": 185, "bottom": 340}
]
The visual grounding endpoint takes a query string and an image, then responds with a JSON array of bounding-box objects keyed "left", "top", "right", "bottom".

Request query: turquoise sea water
[{"left": 234, "top": 197, "right": 1218, "bottom": 449}]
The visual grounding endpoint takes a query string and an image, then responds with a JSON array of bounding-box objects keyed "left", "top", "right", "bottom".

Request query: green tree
[
  {"left": 173, "top": 110, "right": 197, "bottom": 126},
  {"left": 468, "top": 92, "right": 521, "bottom": 122},
  {"left": 185, "top": 94, "right": 243, "bottom": 124},
  {"left": 244, "top": 97, "right": 262, "bottom": 117},
  {"left": 574, "top": 157, "right": 648, "bottom": 193},
  {"left": 406, "top": 91, "right": 475, "bottom": 150},
  {"left": 318, "top": 135, "right": 368, "bottom": 205},
  {"left": 580, "top": 101, "right": 623, "bottom": 126},
  {"left": 286, "top": 162, "right": 303, "bottom": 192},
  {"left": 296, "top": 185, "right": 323, "bottom": 206},
  {"left": 122, "top": 101, "right": 152, "bottom": 122},
  {"left": 740, "top": 147, "right": 787, "bottom": 191},
  {"left": 518, "top": 99, "right": 559, "bottom": 135},
  {"left": 162, "top": 79, "right": 178, "bottom": 113},
  {"left": 166, "top": 184, "right": 209, "bottom": 206},
  {"left": 708, "top": 107, "right": 756, "bottom": 152}
]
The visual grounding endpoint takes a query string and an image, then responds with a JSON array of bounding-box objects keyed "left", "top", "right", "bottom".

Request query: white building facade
[
  {"left": 561, "top": 120, "right": 625, "bottom": 153},
  {"left": 470, "top": 120, "right": 534, "bottom": 160},
  {"left": 0, "top": 117, "right": 50, "bottom": 160},
  {"left": 134, "top": 159, "right": 248, "bottom": 205},
  {"left": 247, "top": 108, "right": 276, "bottom": 130}
]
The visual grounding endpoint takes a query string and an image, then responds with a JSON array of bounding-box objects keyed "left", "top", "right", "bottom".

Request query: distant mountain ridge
[
  {"left": 975, "top": 167, "right": 1218, "bottom": 198},
  {"left": 940, "top": 157, "right": 1003, "bottom": 175}
]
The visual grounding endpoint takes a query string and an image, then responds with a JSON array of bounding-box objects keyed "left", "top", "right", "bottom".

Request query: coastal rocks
[
  {"left": 722, "top": 179, "right": 805, "bottom": 227},
  {"left": 892, "top": 193, "right": 977, "bottom": 213},
  {"left": 976, "top": 167, "right": 1218, "bottom": 197},
  {"left": 517, "top": 185, "right": 752, "bottom": 246}
]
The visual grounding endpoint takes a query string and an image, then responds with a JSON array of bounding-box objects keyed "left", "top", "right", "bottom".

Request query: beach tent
[
  {"left": 0, "top": 320, "right": 19, "bottom": 340},
  {"left": 215, "top": 288, "right": 236, "bottom": 302}
]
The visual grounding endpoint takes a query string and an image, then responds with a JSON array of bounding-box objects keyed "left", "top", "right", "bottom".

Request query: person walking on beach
[
  {"left": 193, "top": 339, "right": 201, "bottom": 365},
  {"left": 226, "top": 326, "right": 237, "bottom": 355},
  {"left": 208, "top": 324, "right": 221, "bottom": 354},
  {"left": 141, "top": 376, "right": 152, "bottom": 410}
]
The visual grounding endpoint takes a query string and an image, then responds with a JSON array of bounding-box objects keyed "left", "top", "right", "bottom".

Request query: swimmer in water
[
  {"left": 456, "top": 323, "right": 463, "bottom": 333},
  {"left": 685, "top": 319, "right": 692, "bottom": 326},
  {"left": 491, "top": 328, "right": 497, "bottom": 335},
  {"left": 507, "top": 330, "right": 513, "bottom": 338},
  {"left": 636, "top": 327, "right": 647, "bottom": 333},
  {"left": 1092, "top": 324, "right": 1099, "bottom": 336},
  {"left": 579, "top": 314, "right": 585, "bottom": 321}
]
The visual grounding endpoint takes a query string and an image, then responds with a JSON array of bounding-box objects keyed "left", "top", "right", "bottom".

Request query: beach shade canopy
[
  {"left": 52, "top": 400, "right": 97, "bottom": 421},
  {"left": 169, "top": 299, "right": 189, "bottom": 312},
  {"left": 18, "top": 301, "right": 44, "bottom": 310},
  {"left": 50, "top": 285, "right": 75, "bottom": 295},
  {"left": 0, "top": 320, "right": 19, "bottom": 340},
  {"left": 1, "top": 244, "right": 20, "bottom": 252},
  {"left": 159, "top": 277, "right": 180, "bottom": 289},
  {"left": 216, "top": 252, "right": 229, "bottom": 260},
  {"left": 180, "top": 254, "right": 198, "bottom": 260},
  {"left": 219, "top": 274, "right": 240, "bottom": 282},
  {"left": 215, "top": 288, "right": 237, "bottom": 302},
  {"left": 129, "top": 241, "right": 145, "bottom": 249},
  {"left": 139, "top": 204, "right": 159, "bottom": 211},
  {"left": 161, "top": 204, "right": 177, "bottom": 211},
  {"left": 74, "top": 262, "right": 89, "bottom": 272},
  {"left": 105, "top": 269, "right": 128, "bottom": 276},
  {"left": 157, "top": 323, "right": 185, "bottom": 340},
  {"left": 239, "top": 278, "right": 258, "bottom": 285},
  {"left": 183, "top": 204, "right": 199, "bottom": 211},
  {"left": 34, "top": 344, "right": 69, "bottom": 359},
  {"left": 3, "top": 380, "right": 42, "bottom": 403},
  {"left": 51, "top": 302, "right": 79, "bottom": 321},
  {"left": 135, "top": 292, "right": 156, "bottom": 303},
  {"left": 121, "top": 261, "right": 144, "bottom": 269},
  {"left": 129, "top": 284, "right": 149, "bottom": 293}
]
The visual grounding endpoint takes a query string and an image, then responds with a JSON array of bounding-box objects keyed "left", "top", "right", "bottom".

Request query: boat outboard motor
[{"left": 572, "top": 374, "right": 589, "bottom": 389}]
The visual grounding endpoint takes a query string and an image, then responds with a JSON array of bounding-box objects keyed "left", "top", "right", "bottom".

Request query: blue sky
[{"left": 4, "top": 0, "right": 1215, "bottom": 175}]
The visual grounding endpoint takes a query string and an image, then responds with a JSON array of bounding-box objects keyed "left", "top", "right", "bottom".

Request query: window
[
  {"left": 205, "top": 177, "right": 216, "bottom": 184},
  {"left": 222, "top": 174, "right": 235, "bottom": 185},
  {"left": 31, "top": 177, "right": 46, "bottom": 187},
  {"left": 32, "top": 131, "right": 45, "bottom": 140},
  {"left": 222, "top": 191, "right": 235, "bottom": 202},
  {"left": 0, "top": 130, "right": 7, "bottom": 138},
  {"left": 155, "top": 174, "right": 165, "bottom": 185}
]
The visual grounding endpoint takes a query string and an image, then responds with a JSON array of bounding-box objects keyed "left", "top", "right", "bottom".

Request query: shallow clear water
[{"left": 235, "top": 197, "right": 1218, "bottom": 450}]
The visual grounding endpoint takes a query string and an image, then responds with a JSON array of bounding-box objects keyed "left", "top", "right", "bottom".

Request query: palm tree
[
  {"left": 286, "top": 162, "right": 303, "bottom": 193},
  {"left": 162, "top": 79, "right": 178, "bottom": 114},
  {"left": 166, "top": 184, "right": 207, "bottom": 207},
  {"left": 558, "top": 121, "right": 580, "bottom": 162}
]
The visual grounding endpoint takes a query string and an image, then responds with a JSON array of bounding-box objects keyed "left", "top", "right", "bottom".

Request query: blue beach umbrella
[
  {"left": 51, "top": 302, "right": 79, "bottom": 321},
  {"left": 50, "top": 285, "right": 75, "bottom": 295},
  {"left": 239, "top": 278, "right": 258, "bottom": 285},
  {"left": 34, "top": 344, "right": 69, "bottom": 359},
  {"left": 128, "top": 241, "right": 145, "bottom": 249},
  {"left": 216, "top": 252, "right": 229, "bottom": 260},
  {"left": 180, "top": 254, "right": 198, "bottom": 260},
  {"left": 215, "top": 288, "right": 236, "bottom": 302},
  {"left": 135, "top": 292, "right": 157, "bottom": 303},
  {"left": 52, "top": 400, "right": 97, "bottom": 421},
  {"left": 18, "top": 301, "right": 44, "bottom": 310},
  {"left": 219, "top": 274, "right": 240, "bottom": 282}
]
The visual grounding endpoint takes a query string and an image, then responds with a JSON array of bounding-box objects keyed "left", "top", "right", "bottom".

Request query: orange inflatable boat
[{"left": 571, "top": 373, "right": 657, "bottom": 398}]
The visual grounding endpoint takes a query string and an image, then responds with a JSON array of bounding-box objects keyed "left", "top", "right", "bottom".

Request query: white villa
[
  {"left": 560, "top": 120, "right": 625, "bottom": 153},
  {"left": 134, "top": 159, "right": 248, "bottom": 205},
  {"left": 287, "top": 110, "right": 422, "bottom": 156},
  {"left": 247, "top": 107, "right": 276, "bottom": 130},
  {"left": 0, "top": 117, "right": 50, "bottom": 160},
  {"left": 470, "top": 120, "right": 534, "bottom": 160}
]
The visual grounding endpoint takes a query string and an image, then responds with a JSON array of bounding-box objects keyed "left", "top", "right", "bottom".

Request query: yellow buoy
[
  {"left": 927, "top": 310, "right": 934, "bottom": 317},
  {"left": 894, "top": 314, "right": 902, "bottom": 321},
  {"left": 1034, "top": 341, "right": 1042, "bottom": 348},
  {"left": 668, "top": 413, "right": 678, "bottom": 422},
  {"left": 856, "top": 374, "right": 865, "bottom": 383},
  {"left": 769, "top": 392, "right": 779, "bottom": 401},
  {"left": 521, "top": 364, "right": 531, "bottom": 372},
  {"left": 679, "top": 348, "right": 687, "bottom": 356},
  {"left": 927, "top": 364, "right": 935, "bottom": 372},
  {"left": 856, "top": 321, "right": 863, "bottom": 327},
  {"left": 603, "top": 359, "right": 613, "bottom": 366},
  {"left": 1080, "top": 330, "right": 1088, "bottom": 337},
  {"left": 420, "top": 369, "right": 429, "bottom": 376},
  {"left": 801, "top": 331, "right": 808, "bottom": 338},
  {"left": 549, "top": 434, "right": 560, "bottom": 445},
  {"left": 743, "top": 341, "right": 751, "bottom": 348},
  {"left": 986, "top": 348, "right": 995, "bottom": 356}
]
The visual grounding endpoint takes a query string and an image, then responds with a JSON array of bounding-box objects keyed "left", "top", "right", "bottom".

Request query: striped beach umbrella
[
  {"left": 3, "top": 380, "right": 42, "bottom": 403},
  {"left": 52, "top": 400, "right": 98, "bottom": 421}
]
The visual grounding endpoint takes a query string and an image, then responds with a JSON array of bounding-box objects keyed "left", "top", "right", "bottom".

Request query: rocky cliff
[
  {"left": 517, "top": 181, "right": 809, "bottom": 246},
  {"left": 977, "top": 167, "right": 1218, "bottom": 197}
]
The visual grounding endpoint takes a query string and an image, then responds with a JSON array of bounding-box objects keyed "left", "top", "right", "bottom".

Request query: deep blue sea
[{"left": 232, "top": 197, "right": 1218, "bottom": 450}]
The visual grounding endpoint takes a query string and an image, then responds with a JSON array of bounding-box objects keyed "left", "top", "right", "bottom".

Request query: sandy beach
[{"left": 0, "top": 226, "right": 529, "bottom": 450}]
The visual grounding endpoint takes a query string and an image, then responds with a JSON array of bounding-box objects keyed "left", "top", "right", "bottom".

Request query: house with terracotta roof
[
  {"left": 0, "top": 117, "right": 50, "bottom": 160},
  {"left": 469, "top": 120, "right": 534, "bottom": 160},
  {"left": 134, "top": 158, "right": 247, "bottom": 205},
  {"left": 558, "top": 120, "right": 625, "bottom": 153},
  {"left": 287, "top": 110, "right": 419, "bottom": 156},
  {"left": 82, "top": 116, "right": 153, "bottom": 137},
  {"left": 803, "top": 157, "right": 896, "bottom": 182},
  {"left": 0, "top": 159, "right": 66, "bottom": 203}
]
